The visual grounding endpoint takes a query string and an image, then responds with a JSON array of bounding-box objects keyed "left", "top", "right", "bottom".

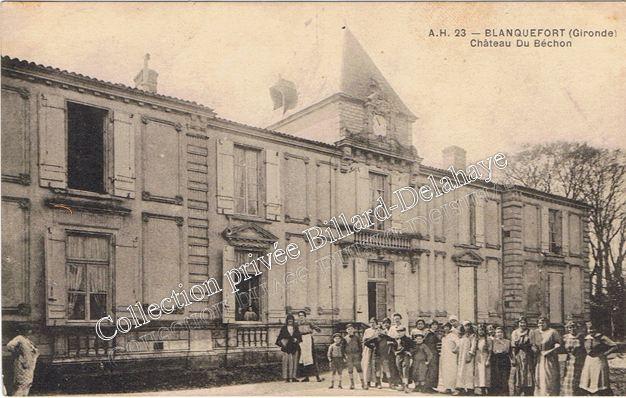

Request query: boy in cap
[
  {"left": 327, "top": 332, "right": 346, "bottom": 389},
  {"left": 392, "top": 325, "right": 415, "bottom": 393},
  {"left": 411, "top": 331, "right": 433, "bottom": 392},
  {"left": 344, "top": 324, "right": 365, "bottom": 389}
]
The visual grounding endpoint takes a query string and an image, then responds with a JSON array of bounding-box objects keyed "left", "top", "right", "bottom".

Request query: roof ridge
[{"left": 1, "top": 55, "right": 214, "bottom": 113}]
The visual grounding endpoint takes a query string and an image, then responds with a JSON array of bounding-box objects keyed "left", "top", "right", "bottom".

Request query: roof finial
[{"left": 134, "top": 53, "right": 158, "bottom": 93}]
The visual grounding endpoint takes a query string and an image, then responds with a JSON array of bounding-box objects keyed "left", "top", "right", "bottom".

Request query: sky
[{"left": 2, "top": 2, "right": 624, "bottom": 166}]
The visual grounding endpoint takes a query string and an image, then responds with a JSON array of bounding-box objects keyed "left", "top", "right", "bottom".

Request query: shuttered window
[
  {"left": 549, "top": 209, "right": 563, "bottom": 254},
  {"left": 369, "top": 172, "right": 387, "bottom": 230},
  {"left": 234, "top": 146, "right": 261, "bottom": 216},
  {"left": 66, "top": 234, "right": 110, "bottom": 321},
  {"left": 67, "top": 102, "right": 108, "bottom": 193}
]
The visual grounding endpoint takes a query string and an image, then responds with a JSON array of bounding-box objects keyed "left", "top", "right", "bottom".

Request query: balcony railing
[
  {"left": 236, "top": 326, "right": 269, "bottom": 348},
  {"left": 354, "top": 229, "right": 411, "bottom": 250}
]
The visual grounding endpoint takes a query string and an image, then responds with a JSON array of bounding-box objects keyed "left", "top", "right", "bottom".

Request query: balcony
[
  {"left": 236, "top": 325, "right": 269, "bottom": 348},
  {"left": 354, "top": 229, "right": 412, "bottom": 250}
]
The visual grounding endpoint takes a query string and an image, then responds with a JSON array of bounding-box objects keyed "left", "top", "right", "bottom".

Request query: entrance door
[
  {"left": 458, "top": 266, "right": 476, "bottom": 322},
  {"left": 367, "top": 261, "right": 389, "bottom": 321}
]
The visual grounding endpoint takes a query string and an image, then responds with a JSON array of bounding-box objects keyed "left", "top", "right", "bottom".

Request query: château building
[{"left": 1, "top": 29, "right": 590, "bottom": 389}]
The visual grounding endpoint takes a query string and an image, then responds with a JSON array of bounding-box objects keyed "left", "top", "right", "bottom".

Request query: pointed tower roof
[{"left": 266, "top": 28, "right": 415, "bottom": 128}]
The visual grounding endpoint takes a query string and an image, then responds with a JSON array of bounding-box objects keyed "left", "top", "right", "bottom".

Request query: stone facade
[{"left": 1, "top": 31, "right": 589, "bottom": 386}]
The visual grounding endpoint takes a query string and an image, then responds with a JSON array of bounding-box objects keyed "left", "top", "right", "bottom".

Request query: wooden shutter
[
  {"left": 474, "top": 196, "right": 485, "bottom": 246},
  {"left": 45, "top": 226, "right": 67, "bottom": 326},
  {"left": 112, "top": 111, "right": 136, "bottom": 198},
  {"left": 390, "top": 172, "right": 403, "bottom": 231},
  {"left": 39, "top": 93, "right": 67, "bottom": 188},
  {"left": 376, "top": 283, "right": 387, "bottom": 321},
  {"left": 541, "top": 207, "right": 550, "bottom": 251},
  {"left": 355, "top": 258, "right": 369, "bottom": 323},
  {"left": 222, "top": 245, "right": 237, "bottom": 323},
  {"left": 356, "top": 165, "right": 370, "bottom": 213},
  {"left": 265, "top": 149, "right": 281, "bottom": 221},
  {"left": 393, "top": 261, "right": 408, "bottom": 322},
  {"left": 561, "top": 211, "right": 569, "bottom": 254},
  {"left": 216, "top": 139, "right": 234, "bottom": 214}
]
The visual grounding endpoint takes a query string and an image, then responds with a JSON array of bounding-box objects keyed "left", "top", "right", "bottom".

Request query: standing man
[
  {"left": 6, "top": 325, "right": 39, "bottom": 396},
  {"left": 387, "top": 313, "right": 404, "bottom": 389},
  {"left": 296, "top": 310, "right": 324, "bottom": 382}
]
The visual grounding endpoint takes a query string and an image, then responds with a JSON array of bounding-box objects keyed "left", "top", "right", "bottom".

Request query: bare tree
[{"left": 506, "top": 141, "right": 626, "bottom": 337}]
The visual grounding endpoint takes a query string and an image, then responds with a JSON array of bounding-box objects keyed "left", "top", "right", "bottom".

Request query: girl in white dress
[
  {"left": 437, "top": 322, "right": 460, "bottom": 394},
  {"left": 455, "top": 321, "right": 477, "bottom": 395}
]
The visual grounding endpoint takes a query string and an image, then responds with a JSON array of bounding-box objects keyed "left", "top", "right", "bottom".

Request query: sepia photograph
[{"left": 0, "top": 2, "right": 625, "bottom": 396}]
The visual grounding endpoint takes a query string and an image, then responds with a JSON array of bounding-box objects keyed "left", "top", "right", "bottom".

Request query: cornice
[{"left": 2, "top": 57, "right": 216, "bottom": 119}]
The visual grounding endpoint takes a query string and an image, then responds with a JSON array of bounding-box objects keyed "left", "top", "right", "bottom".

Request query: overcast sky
[{"left": 2, "top": 3, "right": 624, "bottom": 166}]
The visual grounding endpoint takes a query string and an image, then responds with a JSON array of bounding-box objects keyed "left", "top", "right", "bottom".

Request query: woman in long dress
[
  {"left": 361, "top": 317, "right": 380, "bottom": 389},
  {"left": 437, "top": 322, "right": 460, "bottom": 394},
  {"left": 296, "top": 311, "right": 323, "bottom": 382},
  {"left": 510, "top": 316, "right": 535, "bottom": 396},
  {"left": 490, "top": 326, "right": 511, "bottom": 396},
  {"left": 561, "top": 320, "right": 586, "bottom": 396},
  {"left": 455, "top": 322, "right": 477, "bottom": 395},
  {"left": 275, "top": 314, "right": 302, "bottom": 382},
  {"left": 579, "top": 322, "right": 618, "bottom": 395},
  {"left": 534, "top": 316, "right": 562, "bottom": 396},
  {"left": 474, "top": 324, "right": 493, "bottom": 395},
  {"left": 424, "top": 320, "right": 441, "bottom": 391}
]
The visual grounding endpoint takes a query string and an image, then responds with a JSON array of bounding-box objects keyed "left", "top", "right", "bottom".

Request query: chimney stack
[
  {"left": 442, "top": 145, "right": 466, "bottom": 171},
  {"left": 134, "top": 53, "right": 158, "bottom": 93}
]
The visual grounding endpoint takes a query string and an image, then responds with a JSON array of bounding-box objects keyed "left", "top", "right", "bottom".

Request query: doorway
[{"left": 367, "top": 261, "right": 389, "bottom": 321}]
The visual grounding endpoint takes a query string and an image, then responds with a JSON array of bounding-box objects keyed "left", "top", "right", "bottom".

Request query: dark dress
[
  {"left": 510, "top": 328, "right": 536, "bottom": 395},
  {"left": 491, "top": 338, "right": 511, "bottom": 396},
  {"left": 423, "top": 331, "right": 441, "bottom": 388},
  {"left": 276, "top": 325, "right": 302, "bottom": 380}
]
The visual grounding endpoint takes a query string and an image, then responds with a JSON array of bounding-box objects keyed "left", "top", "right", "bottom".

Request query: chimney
[
  {"left": 442, "top": 145, "right": 466, "bottom": 171},
  {"left": 269, "top": 75, "right": 298, "bottom": 114},
  {"left": 134, "top": 53, "right": 158, "bottom": 93}
]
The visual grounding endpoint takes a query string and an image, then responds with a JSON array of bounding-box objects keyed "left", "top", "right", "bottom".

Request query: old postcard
[{"left": 1, "top": 2, "right": 625, "bottom": 396}]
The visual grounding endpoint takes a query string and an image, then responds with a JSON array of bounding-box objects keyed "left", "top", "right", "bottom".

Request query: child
[
  {"left": 6, "top": 324, "right": 39, "bottom": 396},
  {"left": 344, "top": 323, "right": 365, "bottom": 389},
  {"left": 328, "top": 332, "right": 346, "bottom": 389},
  {"left": 412, "top": 331, "right": 433, "bottom": 392},
  {"left": 392, "top": 326, "right": 415, "bottom": 393}
]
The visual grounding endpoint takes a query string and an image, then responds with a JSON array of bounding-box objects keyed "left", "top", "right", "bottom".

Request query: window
[
  {"left": 235, "top": 249, "right": 262, "bottom": 321},
  {"left": 469, "top": 196, "right": 477, "bottom": 245},
  {"left": 66, "top": 234, "right": 110, "bottom": 321},
  {"left": 549, "top": 209, "right": 563, "bottom": 254},
  {"left": 369, "top": 172, "right": 387, "bottom": 230},
  {"left": 67, "top": 102, "right": 108, "bottom": 193},
  {"left": 234, "top": 146, "right": 261, "bottom": 216}
]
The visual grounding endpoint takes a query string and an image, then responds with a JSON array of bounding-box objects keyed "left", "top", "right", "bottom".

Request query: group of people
[{"left": 276, "top": 311, "right": 620, "bottom": 396}]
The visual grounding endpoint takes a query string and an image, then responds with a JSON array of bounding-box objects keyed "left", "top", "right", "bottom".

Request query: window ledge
[
  {"left": 45, "top": 197, "right": 131, "bottom": 217},
  {"left": 52, "top": 187, "right": 119, "bottom": 201},
  {"left": 229, "top": 214, "right": 272, "bottom": 224},
  {"left": 234, "top": 321, "right": 265, "bottom": 325}
]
